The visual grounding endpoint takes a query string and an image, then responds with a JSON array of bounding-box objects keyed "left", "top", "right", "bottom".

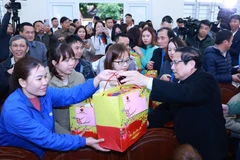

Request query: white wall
[
  {"left": 3, "top": 0, "right": 48, "bottom": 23},
  {"left": 151, "top": 0, "right": 184, "bottom": 29},
  {"left": 2, "top": 0, "right": 184, "bottom": 28}
]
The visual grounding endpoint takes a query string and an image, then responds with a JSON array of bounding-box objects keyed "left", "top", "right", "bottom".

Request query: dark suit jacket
[
  {"left": 34, "top": 33, "right": 58, "bottom": 50},
  {"left": 149, "top": 68, "right": 228, "bottom": 160},
  {"left": 229, "top": 28, "right": 240, "bottom": 66},
  {"left": 0, "top": 12, "right": 11, "bottom": 61},
  {"left": 50, "top": 27, "right": 60, "bottom": 33},
  {"left": 150, "top": 48, "right": 164, "bottom": 75},
  {"left": 0, "top": 56, "right": 11, "bottom": 94}
]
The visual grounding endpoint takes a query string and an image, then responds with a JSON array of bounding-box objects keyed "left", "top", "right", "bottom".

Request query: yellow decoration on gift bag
[
  {"left": 130, "top": 50, "right": 141, "bottom": 72},
  {"left": 92, "top": 84, "right": 150, "bottom": 152}
]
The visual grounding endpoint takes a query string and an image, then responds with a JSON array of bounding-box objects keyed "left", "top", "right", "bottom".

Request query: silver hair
[{"left": 9, "top": 35, "right": 29, "bottom": 46}]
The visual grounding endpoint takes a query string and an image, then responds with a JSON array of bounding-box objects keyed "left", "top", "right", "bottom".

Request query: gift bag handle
[
  {"left": 103, "top": 73, "right": 121, "bottom": 91},
  {"left": 103, "top": 73, "right": 144, "bottom": 95}
]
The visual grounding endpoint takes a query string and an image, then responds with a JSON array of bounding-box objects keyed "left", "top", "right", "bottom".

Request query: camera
[
  {"left": 178, "top": 16, "right": 200, "bottom": 39},
  {"left": 211, "top": 6, "right": 236, "bottom": 33},
  {"left": 5, "top": 0, "right": 21, "bottom": 10},
  {"left": 5, "top": 0, "right": 21, "bottom": 34}
]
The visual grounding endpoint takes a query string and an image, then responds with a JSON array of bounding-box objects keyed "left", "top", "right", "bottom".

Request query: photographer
[
  {"left": 0, "top": 3, "right": 13, "bottom": 62},
  {"left": 185, "top": 20, "right": 214, "bottom": 55},
  {"left": 173, "top": 18, "right": 184, "bottom": 37}
]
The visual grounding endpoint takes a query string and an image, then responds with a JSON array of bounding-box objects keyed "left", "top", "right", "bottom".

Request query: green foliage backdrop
[{"left": 80, "top": 3, "right": 123, "bottom": 20}]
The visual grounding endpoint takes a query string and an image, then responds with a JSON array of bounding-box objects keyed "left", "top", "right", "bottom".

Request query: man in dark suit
[
  {"left": 0, "top": 8, "right": 13, "bottom": 61},
  {"left": 50, "top": 17, "right": 60, "bottom": 33},
  {"left": 147, "top": 27, "right": 175, "bottom": 75},
  {"left": 119, "top": 46, "right": 228, "bottom": 160},
  {"left": 229, "top": 14, "right": 240, "bottom": 73},
  {"left": 173, "top": 18, "right": 184, "bottom": 37}
]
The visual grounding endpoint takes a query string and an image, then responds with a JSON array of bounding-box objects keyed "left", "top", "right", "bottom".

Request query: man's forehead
[
  {"left": 72, "top": 41, "right": 82, "bottom": 46},
  {"left": 24, "top": 26, "right": 34, "bottom": 31},
  {"left": 230, "top": 18, "right": 240, "bottom": 22},
  {"left": 200, "top": 23, "right": 210, "bottom": 28},
  {"left": 158, "top": 30, "right": 167, "bottom": 37},
  {"left": 12, "top": 39, "right": 26, "bottom": 44},
  {"left": 118, "top": 37, "right": 129, "bottom": 43}
]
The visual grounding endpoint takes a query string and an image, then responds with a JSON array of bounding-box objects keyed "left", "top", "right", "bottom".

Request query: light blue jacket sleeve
[
  {"left": 50, "top": 78, "right": 98, "bottom": 107},
  {"left": 140, "top": 48, "right": 148, "bottom": 68},
  {"left": 228, "top": 93, "right": 240, "bottom": 114}
]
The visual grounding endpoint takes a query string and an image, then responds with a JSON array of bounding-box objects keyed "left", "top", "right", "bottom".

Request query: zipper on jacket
[{"left": 40, "top": 112, "right": 44, "bottom": 119}]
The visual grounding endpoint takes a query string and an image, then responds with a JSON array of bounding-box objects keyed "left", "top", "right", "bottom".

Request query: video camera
[
  {"left": 4, "top": 0, "right": 21, "bottom": 33},
  {"left": 5, "top": 0, "right": 21, "bottom": 10},
  {"left": 211, "top": 6, "right": 236, "bottom": 33},
  {"left": 178, "top": 16, "right": 200, "bottom": 39}
]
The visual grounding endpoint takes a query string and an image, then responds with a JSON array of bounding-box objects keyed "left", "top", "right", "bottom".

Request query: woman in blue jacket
[{"left": 0, "top": 56, "right": 115, "bottom": 158}]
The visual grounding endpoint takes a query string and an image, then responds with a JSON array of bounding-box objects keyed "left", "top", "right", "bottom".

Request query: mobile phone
[
  {"left": 83, "top": 39, "right": 88, "bottom": 44},
  {"left": 117, "top": 76, "right": 126, "bottom": 84},
  {"left": 88, "top": 22, "right": 92, "bottom": 30},
  {"left": 44, "top": 19, "right": 49, "bottom": 26}
]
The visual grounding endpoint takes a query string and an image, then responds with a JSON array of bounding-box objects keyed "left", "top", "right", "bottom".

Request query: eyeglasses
[
  {"left": 113, "top": 58, "right": 131, "bottom": 66},
  {"left": 170, "top": 60, "right": 183, "bottom": 66}
]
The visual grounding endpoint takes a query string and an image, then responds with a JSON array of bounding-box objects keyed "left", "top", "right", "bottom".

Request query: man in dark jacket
[
  {"left": 0, "top": 35, "right": 29, "bottom": 95},
  {"left": 33, "top": 20, "right": 58, "bottom": 50},
  {"left": 228, "top": 14, "right": 240, "bottom": 73},
  {"left": 119, "top": 46, "right": 228, "bottom": 160},
  {"left": 0, "top": 9, "right": 13, "bottom": 61},
  {"left": 185, "top": 20, "right": 214, "bottom": 55},
  {"left": 66, "top": 35, "right": 95, "bottom": 79},
  {"left": 203, "top": 29, "right": 240, "bottom": 83},
  {"left": 173, "top": 18, "right": 184, "bottom": 37},
  {"left": 149, "top": 27, "right": 175, "bottom": 75}
]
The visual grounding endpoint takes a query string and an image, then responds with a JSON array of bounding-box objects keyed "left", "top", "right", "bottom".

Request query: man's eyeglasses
[
  {"left": 113, "top": 57, "right": 131, "bottom": 66},
  {"left": 170, "top": 60, "right": 183, "bottom": 66}
]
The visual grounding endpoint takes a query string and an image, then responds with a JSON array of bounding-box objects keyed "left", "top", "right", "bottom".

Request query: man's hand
[
  {"left": 160, "top": 74, "right": 171, "bottom": 82},
  {"left": 117, "top": 70, "right": 150, "bottom": 87},
  {"left": 147, "top": 61, "right": 154, "bottom": 70},
  {"left": 222, "top": 104, "right": 229, "bottom": 114},
  {"left": 232, "top": 74, "right": 240, "bottom": 83},
  {"left": 58, "top": 37, "right": 65, "bottom": 41}
]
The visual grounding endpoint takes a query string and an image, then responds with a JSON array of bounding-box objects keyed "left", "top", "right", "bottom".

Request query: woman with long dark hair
[
  {"left": 90, "top": 21, "right": 112, "bottom": 55},
  {"left": 74, "top": 25, "right": 96, "bottom": 62}
]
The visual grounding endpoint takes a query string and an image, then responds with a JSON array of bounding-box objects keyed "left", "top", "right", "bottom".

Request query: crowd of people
[{"left": 1, "top": 6, "right": 240, "bottom": 159}]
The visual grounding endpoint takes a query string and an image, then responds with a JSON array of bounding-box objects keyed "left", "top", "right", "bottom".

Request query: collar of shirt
[
  {"left": 232, "top": 29, "right": 239, "bottom": 36},
  {"left": 38, "top": 34, "right": 44, "bottom": 40},
  {"left": 10, "top": 56, "right": 16, "bottom": 67},
  {"left": 196, "top": 35, "right": 207, "bottom": 42},
  {"left": 29, "top": 41, "right": 33, "bottom": 47},
  {"left": 29, "top": 41, "right": 37, "bottom": 48},
  {"left": 61, "top": 28, "right": 70, "bottom": 33},
  {"left": 213, "top": 45, "right": 227, "bottom": 57}
]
